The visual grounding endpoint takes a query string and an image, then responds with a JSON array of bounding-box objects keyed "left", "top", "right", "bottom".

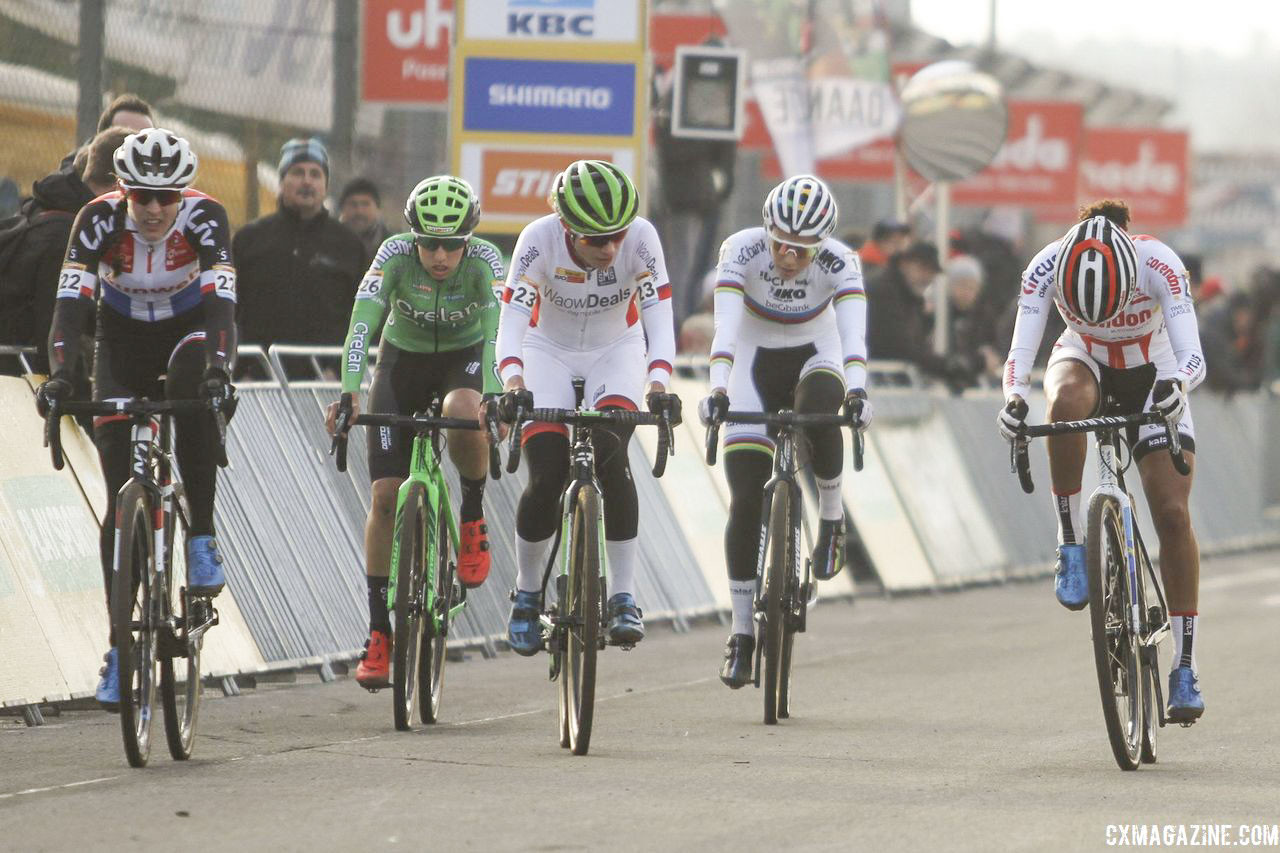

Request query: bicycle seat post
[{"left": 572, "top": 378, "right": 586, "bottom": 410}]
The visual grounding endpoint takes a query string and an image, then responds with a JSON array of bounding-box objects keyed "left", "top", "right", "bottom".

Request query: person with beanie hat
[{"left": 232, "top": 137, "right": 365, "bottom": 362}]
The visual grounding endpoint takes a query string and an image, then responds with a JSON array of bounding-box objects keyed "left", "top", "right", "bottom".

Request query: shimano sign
[
  {"left": 462, "top": 57, "right": 636, "bottom": 135},
  {"left": 464, "top": 0, "right": 638, "bottom": 42}
]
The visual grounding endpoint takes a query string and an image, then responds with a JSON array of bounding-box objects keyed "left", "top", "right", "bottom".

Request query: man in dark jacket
[
  {"left": 1, "top": 127, "right": 126, "bottom": 375},
  {"left": 233, "top": 138, "right": 366, "bottom": 355}
]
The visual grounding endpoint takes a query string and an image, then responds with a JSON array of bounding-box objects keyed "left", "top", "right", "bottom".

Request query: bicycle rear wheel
[
  {"left": 1136, "top": 541, "right": 1160, "bottom": 765},
  {"left": 392, "top": 483, "right": 427, "bottom": 731},
  {"left": 112, "top": 482, "right": 159, "bottom": 768},
  {"left": 761, "top": 483, "right": 793, "bottom": 726},
  {"left": 558, "top": 488, "right": 600, "bottom": 755},
  {"left": 1086, "top": 495, "right": 1143, "bottom": 771},
  {"left": 419, "top": 501, "right": 453, "bottom": 724},
  {"left": 161, "top": 492, "right": 201, "bottom": 760}
]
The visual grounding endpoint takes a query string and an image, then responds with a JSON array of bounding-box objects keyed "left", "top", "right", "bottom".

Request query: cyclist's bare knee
[
  {"left": 443, "top": 388, "right": 482, "bottom": 420},
  {"left": 1045, "top": 360, "right": 1098, "bottom": 420},
  {"left": 371, "top": 478, "right": 401, "bottom": 518}
]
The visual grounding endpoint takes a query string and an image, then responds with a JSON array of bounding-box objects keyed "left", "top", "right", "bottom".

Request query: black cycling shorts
[
  {"left": 366, "top": 341, "right": 484, "bottom": 481},
  {"left": 1095, "top": 362, "right": 1196, "bottom": 461}
]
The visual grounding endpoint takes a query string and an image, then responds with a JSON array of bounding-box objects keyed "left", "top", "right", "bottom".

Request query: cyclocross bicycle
[
  {"left": 1012, "top": 400, "right": 1190, "bottom": 771},
  {"left": 45, "top": 396, "right": 229, "bottom": 767},
  {"left": 332, "top": 400, "right": 499, "bottom": 731},
  {"left": 704, "top": 410, "right": 863, "bottom": 725},
  {"left": 493, "top": 382, "right": 675, "bottom": 755}
]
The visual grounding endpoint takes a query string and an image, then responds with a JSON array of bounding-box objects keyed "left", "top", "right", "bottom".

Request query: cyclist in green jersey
[{"left": 325, "top": 175, "right": 503, "bottom": 689}]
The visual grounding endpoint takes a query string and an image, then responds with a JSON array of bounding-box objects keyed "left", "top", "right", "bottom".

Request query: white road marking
[{"left": 0, "top": 775, "right": 120, "bottom": 800}]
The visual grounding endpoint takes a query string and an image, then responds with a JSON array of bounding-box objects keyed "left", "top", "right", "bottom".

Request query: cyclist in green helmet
[
  {"left": 326, "top": 175, "right": 504, "bottom": 690},
  {"left": 493, "top": 159, "right": 681, "bottom": 655}
]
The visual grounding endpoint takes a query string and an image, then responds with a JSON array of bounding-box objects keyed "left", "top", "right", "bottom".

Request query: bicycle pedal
[{"left": 614, "top": 641, "right": 636, "bottom": 651}]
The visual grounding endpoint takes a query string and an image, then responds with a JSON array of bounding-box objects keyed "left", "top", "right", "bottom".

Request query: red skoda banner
[
  {"left": 951, "top": 100, "right": 1083, "bottom": 222},
  {"left": 363, "top": 0, "right": 453, "bottom": 105},
  {"left": 1080, "top": 128, "right": 1189, "bottom": 228}
]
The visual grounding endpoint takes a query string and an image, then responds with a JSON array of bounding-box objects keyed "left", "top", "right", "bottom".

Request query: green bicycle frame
[{"left": 387, "top": 431, "right": 465, "bottom": 632}]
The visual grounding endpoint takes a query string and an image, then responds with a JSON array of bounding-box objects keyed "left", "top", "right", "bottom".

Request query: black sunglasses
[
  {"left": 126, "top": 187, "right": 182, "bottom": 206},
  {"left": 575, "top": 228, "right": 628, "bottom": 248},
  {"left": 415, "top": 235, "right": 468, "bottom": 252}
]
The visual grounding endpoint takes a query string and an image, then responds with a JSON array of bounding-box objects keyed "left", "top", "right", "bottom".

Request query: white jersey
[
  {"left": 495, "top": 213, "right": 676, "bottom": 386},
  {"left": 1003, "top": 234, "right": 1206, "bottom": 397},
  {"left": 709, "top": 227, "right": 868, "bottom": 391}
]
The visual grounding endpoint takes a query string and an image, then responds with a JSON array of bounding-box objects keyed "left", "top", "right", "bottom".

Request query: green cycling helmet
[
  {"left": 404, "top": 175, "right": 481, "bottom": 237},
  {"left": 551, "top": 160, "right": 638, "bottom": 235}
]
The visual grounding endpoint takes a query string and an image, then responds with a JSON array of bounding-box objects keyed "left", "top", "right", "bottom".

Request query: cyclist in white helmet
[
  {"left": 698, "top": 174, "right": 871, "bottom": 689},
  {"left": 494, "top": 159, "right": 679, "bottom": 654},
  {"left": 36, "top": 128, "right": 237, "bottom": 711},
  {"left": 997, "top": 199, "right": 1208, "bottom": 723}
]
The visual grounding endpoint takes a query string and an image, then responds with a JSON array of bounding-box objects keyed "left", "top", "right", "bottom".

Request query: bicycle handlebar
[
  {"left": 44, "top": 398, "right": 221, "bottom": 472},
  {"left": 331, "top": 409, "right": 493, "bottom": 476},
  {"left": 1011, "top": 409, "right": 1191, "bottom": 494},
  {"left": 500, "top": 406, "right": 674, "bottom": 478},
  {"left": 704, "top": 409, "right": 865, "bottom": 471}
]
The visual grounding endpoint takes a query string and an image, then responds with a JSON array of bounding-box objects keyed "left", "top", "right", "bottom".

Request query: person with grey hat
[{"left": 232, "top": 137, "right": 366, "bottom": 362}]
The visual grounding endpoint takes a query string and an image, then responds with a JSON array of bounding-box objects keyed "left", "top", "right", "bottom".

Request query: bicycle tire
[
  {"left": 1086, "top": 494, "right": 1143, "bottom": 770},
  {"left": 560, "top": 488, "right": 600, "bottom": 755},
  {"left": 112, "top": 482, "right": 158, "bottom": 768},
  {"left": 761, "top": 483, "right": 792, "bottom": 726},
  {"left": 392, "top": 483, "right": 427, "bottom": 731},
  {"left": 1137, "top": 542, "right": 1159, "bottom": 765},
  {"left": 420, "top": 501, "right": 452, "bottom": 724},
  {"left": 161, "top": 499, "right": 201, "bottom": 760}
]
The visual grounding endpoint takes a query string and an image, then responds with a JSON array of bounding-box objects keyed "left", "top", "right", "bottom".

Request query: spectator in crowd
[
  {"left": 857, "top": 218, "right": 911, "bottom": 271},
  {"left": 233, "top": 137, "right": 366, "bottom": 355},
  {"left": 941, "top": 254, "right": 1003, "bottom": 386},
  {"left": 1200, "top": 290, "right": 1264, "bottom": 394},
  {"left": 867, "top": 241, "right": 971, "bottom": 389},
  {"left": 338, "top": 177, "right": 390, "bottom": 263},
  {"left": 1, "top": 126, "right": 129, "bottom": 377},
  {"left": 1196, "top": 275, "right": 1224, "bottom": 310},
  {"left": 57, "top": 93, "right": 154, "bottom": 172}
]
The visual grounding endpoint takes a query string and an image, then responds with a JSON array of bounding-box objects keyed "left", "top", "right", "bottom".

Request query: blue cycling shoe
[
  {"left": 1167, "top": 665, "right": 1205, "bottom": 724},
  {"left": 1054, "top": 544, "right": 1088, "bottom": 610},
  {"left": 187, "top": 535, "right": 225, "bottom": 597},
  {"left": 507, "top": 589, "right": 544, "bottom": 656},
  {"left": 606, "top": 592, "right": 644, "bottom": 646},
  {"left": 95, "top": 648, "right": 120, "bottom": 711}
]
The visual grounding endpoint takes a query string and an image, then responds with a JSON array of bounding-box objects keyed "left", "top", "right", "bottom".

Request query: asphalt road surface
[{"left": 4, "top": 552, "right": 1279, "bottom": 852}]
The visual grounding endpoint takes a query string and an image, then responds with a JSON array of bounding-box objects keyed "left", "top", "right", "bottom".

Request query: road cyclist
[
  {"left": 326, "top": 175, "right": 504, "bottom": 691},
  {"left": 698, "top": 174, "right": 872, "bottom": 690}
]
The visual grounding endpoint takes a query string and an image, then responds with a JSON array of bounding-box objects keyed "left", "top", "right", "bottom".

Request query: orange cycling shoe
[
  {"left": 355, "top": 630, "right": 390, "bottom": 690},
  {"left": 458, "top": 520, "right": 491, "bottom": 588}
]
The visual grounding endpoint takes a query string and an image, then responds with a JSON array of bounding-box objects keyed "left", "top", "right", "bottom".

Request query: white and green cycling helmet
[
  {"left": 404, "top": 175, "right": 481, "bottom": 237},
  {"left": 551, "top": 160, "right": 638, "bottom": 236}
]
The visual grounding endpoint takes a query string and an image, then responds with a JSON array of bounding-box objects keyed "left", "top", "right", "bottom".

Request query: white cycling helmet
[
  {"left": 1054, "top": 215, "right": 1138, "bottom": 324},
  {"left": 762, "top": 174, "right": 837, "bottom": 241},
  {"left": 113, "top": 128, "right": 198, "bottom": 190}
]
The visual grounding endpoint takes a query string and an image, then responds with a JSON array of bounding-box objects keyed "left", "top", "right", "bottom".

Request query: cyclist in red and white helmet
[
  {"left": 997, "top": 199, "right": 1207, "bottom": 723},
  {"left": 698, "top": 174, "right": 871, "bottom": 689}
]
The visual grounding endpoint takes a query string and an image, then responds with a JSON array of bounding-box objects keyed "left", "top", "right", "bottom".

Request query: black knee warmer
[{"left": 724, "top": 449, "right": 774, "bottom": 581}]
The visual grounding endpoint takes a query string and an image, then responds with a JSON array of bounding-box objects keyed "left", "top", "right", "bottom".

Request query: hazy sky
[
  {"left": 910, "top": 0, "right": 1280, "bottom": 150},
  {"left": 911, "top": 0, "right": 1277, "bottom": 57}
]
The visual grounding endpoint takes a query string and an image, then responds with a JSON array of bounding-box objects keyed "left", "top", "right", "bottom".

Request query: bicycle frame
[{"left": 387, "top": 427, "right": 465, "bottom": 633}]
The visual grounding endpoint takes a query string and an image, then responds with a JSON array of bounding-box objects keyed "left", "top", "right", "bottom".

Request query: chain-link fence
[{"left": 0, "top": 0, "right": 449, "bottom": 228}]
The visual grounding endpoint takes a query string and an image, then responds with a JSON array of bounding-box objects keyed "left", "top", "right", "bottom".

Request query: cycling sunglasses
[
  {"left": 126, "top": 187, "right": 182, "bottom": 206},
  {"left": 574, "top": 228, "right": 628, "bottom": 248},
  {"left": 415, "top": 235, "right": 469, "bottom": 252},
  {"left": 768, "top": 232, "right": 821, "bottom": 260}
]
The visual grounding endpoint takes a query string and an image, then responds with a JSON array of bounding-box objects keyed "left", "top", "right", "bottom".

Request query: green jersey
[{"left": 341, "top": 233, "right": 504, "bottom": 394}]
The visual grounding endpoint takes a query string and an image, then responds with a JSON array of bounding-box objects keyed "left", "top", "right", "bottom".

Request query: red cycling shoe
[{"left": 458, "top": 520, "right": 491, "bottom": 588}]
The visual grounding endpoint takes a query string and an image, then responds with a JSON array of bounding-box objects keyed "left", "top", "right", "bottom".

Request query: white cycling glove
[
  {"left": 1151, "top": 379, "right": 1187, "bottom": 425},
  {"left": 997, "top": 395, "right": 1028, "bottom": 443}
]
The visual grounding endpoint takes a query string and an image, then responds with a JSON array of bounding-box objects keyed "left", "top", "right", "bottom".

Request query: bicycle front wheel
[
  {"left": 1086, "top": 495, "right": 1143, "bottom": 771},
  {"left": 392, "top": 483, "right": 427, "bottom": 731},
  {"left": 112, "top": 482, "right": 159, "bottom": 768},
  {"left": 761, "top": 483, "right": 794, "bottom": 726},
  {"left": 559, "top": 487, "right": 600, "bottom": 756},
  {"left": 419, "top": 498, "right": 453, "bottom": 724},
  {"left": 161, "top": 494, "right": 201, "bottom": 760}
]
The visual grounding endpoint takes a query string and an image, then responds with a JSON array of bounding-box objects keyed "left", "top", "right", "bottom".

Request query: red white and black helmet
[
  {"left": 762, "top": 175, "right": 837, "bottom": 240},
  {"left": 1054, "top": 215, "right": 1138, "bottom": 324},
  {"left": 113, "top": 128, "right": 198, "bottom": 190}
]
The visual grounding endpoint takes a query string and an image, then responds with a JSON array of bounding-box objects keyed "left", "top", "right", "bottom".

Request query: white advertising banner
[{"left": 463, "top": 0, "right": 639, "bottom": 42}]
